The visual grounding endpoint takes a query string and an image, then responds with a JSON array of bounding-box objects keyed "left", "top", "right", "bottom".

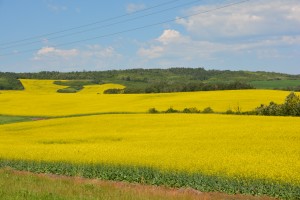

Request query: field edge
[{"left": 1, "top": 159, "right": 299, "bottom": 200}]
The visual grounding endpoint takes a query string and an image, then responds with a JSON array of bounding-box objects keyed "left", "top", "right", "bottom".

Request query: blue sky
[{"left": 0, "top": 0, "right": 299, "bottom": 74}]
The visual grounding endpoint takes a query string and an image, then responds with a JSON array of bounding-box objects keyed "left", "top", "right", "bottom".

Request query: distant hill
[{"left": 1, "top": 68, "right": 300, "bottom": 92}]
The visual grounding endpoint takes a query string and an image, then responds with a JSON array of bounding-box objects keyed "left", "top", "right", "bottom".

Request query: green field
[{"left": 251, "top": 80, "right": 300, "bottom": 89}]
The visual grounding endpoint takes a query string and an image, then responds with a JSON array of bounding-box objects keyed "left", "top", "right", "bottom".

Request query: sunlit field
[
  {"left": 79, "top": 83, "right": 125, "bottom": 94},
  {"left": 0, "top": 79, "right": 295, "bottom": 116},
  {"left": 0, "top": 114, "right": 299, "bottom": 185},
  {"left": 1, "top": 79, "right": 299, "bottom": 199}
]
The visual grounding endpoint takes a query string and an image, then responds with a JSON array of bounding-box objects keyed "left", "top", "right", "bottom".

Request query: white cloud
[
  {"left": 32, "top": 45, "right": 123, "bottom": 71},
  {"left": 83, "top": 45, "right": 120, "bottom": 58},
  {"left": 176, "top": 0, "right": 300, "bottom": 39},
  {"left": 126, "top": 3, "right": 146, "bottom": 13},
  {"left": 157, "top": 29, "right": 183, "bottom": 45},
  {"left": 34, "top": 47, "right": 78, "bottom": 60},
  {"left": 138, "top": 29, "right": 300, "bottom": 61},
  {"left": 138, "top": 46, "right": 164, "bottom": 59}
]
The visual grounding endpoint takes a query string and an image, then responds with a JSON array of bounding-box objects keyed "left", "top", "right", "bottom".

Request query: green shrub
[
  {"left": 255, "top": 92, "right": 300, "bottom": 116},
  {"left": 164, "top": 107, "right": 179, "bottom": 113},
  {"left": 225, "top": 109, "right": 234, "bottom": 114},
  {"left": 104, "top": 89, "right": 124, "bottom": 94},
  {"left": 57, "top": 86, "right": 83, "bottom": 93},
  {"left": 182, "top": 107, "right": 200, "bottom": 113},
  {"left": 148, "top": 108, "right": 159, "bottom": 113},
  {"left": 202, "top": 107, "right": 214, "bottom": 113}
]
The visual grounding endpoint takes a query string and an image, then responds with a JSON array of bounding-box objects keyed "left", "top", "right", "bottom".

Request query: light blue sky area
[{"left": 0, "top": 0, "right": 299, "bottom": 74}]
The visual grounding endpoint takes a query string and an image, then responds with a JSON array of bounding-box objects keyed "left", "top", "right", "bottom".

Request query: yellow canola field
[
  {"left": 20, "top": 79, "right": 66, "bottom": 94},
  {"left": 0, "top": 114, "right": 299, "bottom": 185},
  {"left": 0, "top": 79, "right": 296, "bottom": 116},
  {"left": 79, "top": 83, "right": 125, "bottom": 94}
]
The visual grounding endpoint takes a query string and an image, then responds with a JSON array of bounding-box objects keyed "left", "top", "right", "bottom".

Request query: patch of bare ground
[
  {"left": 30, "top": 117, "right": 47, "bottom": 121},
  {"left": 7, "top": 168, "right": 278, "bottom": 200}
]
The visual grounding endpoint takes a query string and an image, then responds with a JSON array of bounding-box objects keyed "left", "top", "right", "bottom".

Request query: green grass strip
[
  {"left": 0, "top": 159, "right": 299, "bottom": 200},
  {"left": 0, "top": 115, "right": 34, "bottom": 125}
]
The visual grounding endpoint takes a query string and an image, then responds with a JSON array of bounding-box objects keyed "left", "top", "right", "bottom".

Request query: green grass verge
[
  {"left": 0, "top": 115, "right": 33, "bottom": 125},
  {"left": 0, "top": 160, "right": 299, "bottom": 200},
  {"left": 1, "top": 168, "right": 197, "bottom": 200}
]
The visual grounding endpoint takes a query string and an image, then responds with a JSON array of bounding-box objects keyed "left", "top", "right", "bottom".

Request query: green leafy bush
[
  {"left": 202, "top": 107, "right": 214, "bottom": 113},
  {"left": 255, "top": 92, "right": 300, "bottom": 116}
]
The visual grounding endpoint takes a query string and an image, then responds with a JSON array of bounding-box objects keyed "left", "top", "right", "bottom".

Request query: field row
[
  {"left": 1, "top": 79, "right": 296, "bottom": 116},
  {"left": 0, "top": 90, "right": 294, "bottom": 116}
]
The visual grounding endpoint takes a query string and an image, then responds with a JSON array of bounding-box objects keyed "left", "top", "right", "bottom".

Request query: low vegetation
[
  {"left": 255, "top": 92, "right": 300, "bottom": 116},
  {"left": 251, "top": 80, "right": 300, "bottom": 91},
  {"left": 1, "top": 68, "right": 300, "bottom": 93},
  {"left": 0, "top": 73, "right": 24, "bottom": 90},
  {"left": 1, "top": 168, "right": 211, "bottom": 200},
  {"left": 0, "top": 115, "right": 33, "bottom": 125},
  {"left": 1, "top": 161, "right": 298, "bottom": 200},
  {"left": 149, "top": 92, "right": 300, "bottom": 117},
  {"left": 1, "top": 168, "right": 278, "bottom": 200},
  {"left": 54, "top": 80, "right": 99, "bottom": 93}
]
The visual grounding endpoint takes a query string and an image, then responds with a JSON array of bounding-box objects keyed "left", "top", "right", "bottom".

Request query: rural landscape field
[
  {"left": 0, "top": 76, "right": 300, "bottom": 200},
  {"left": 1, "top": 0, "right": 300, "bottom": 199}
]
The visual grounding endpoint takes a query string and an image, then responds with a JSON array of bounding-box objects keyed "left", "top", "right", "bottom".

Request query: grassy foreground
[
  {"left": 0, "top": 168, "right": 207, "bottom": 200},
  {"left": 1, "top": 161, "right": 298, "bottom": 200}
]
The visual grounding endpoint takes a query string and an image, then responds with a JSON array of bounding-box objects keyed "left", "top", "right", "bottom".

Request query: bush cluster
[
  {"left": 148, "top": 107, "right": 213, "bottom": 114},
  {"left": 255, "top": 92, "right": 300, "bottom": 116},
  {"left": 104, "top": 89, "right": 124, "bottom": 94}
]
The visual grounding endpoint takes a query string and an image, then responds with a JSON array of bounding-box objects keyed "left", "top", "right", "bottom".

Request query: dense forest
[{"left": 1, "top": 68, "right": 300, "bottom": 93}]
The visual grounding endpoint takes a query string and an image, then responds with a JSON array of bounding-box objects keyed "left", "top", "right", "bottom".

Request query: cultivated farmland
[
  {"left": 0, "top": 79, "right": 299, "bottom": 199},
  {"left": 0, "top": 79, "right": 296, "bottom": 116}
]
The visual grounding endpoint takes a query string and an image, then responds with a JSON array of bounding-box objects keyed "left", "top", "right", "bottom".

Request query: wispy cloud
[
  {"left": 176, "top": 0, "right": 300, "bottom": 39},
  {"left": 138, "top": 29, "right": 300, "bottom": 62},
  {"left": 47, "top": 3, "right": 67, "bottom": 12},
  {"left": 126, "top": 3, "right": 146, "bottom": 13},
  {"left": 32, "top": 45, "right": 123, "bottom": 71},
  {"left": 34, "top": 47, "right": 78, "bottom": 60}
]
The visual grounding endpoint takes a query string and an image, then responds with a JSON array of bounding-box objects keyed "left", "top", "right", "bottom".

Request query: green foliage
[
  {"left": 0, "top": 168, "right": 181, "bottom": 200},
  {"left": 202, "top": 107, "right": 214, "bottom": 113},
  {"left": 148, "top": 107, "right": 202, "bottom": 114},
  {"left": 53, "top": 80, "right": 98, "bottom": 87},
  {"left": 0, "top": 73, "right": 24, "bottom": 90},
  {"left": 2, "top": 68, "right": 300, "bottom": 93},
  {"left": 104, "top": 89, "right": 124, "bottom": 94},
  {"left": 54, "top": 80, "right": 98, "bottom": 93},
  {"left": 164, "top": 107, "right": 179, "bottom": 113},
  {"left": 182, "top": 107, "right": 200, "bottom": 113},
  {"left": 148, "top": 108, "right": 159, "bottom": 114},
  {"left": 57, "top": 86, "right": 83, "bottom": 93},
  {"left": 251, "top": 80, "right": 300, "bottom": 90},
  {"left": 0, "top": 115, "right": 33, "bottom": 125},
  {"left": 1, "top": 159, "right": 299, "bottom": 200},
  {"left": 225, "top": 109, "right": 234, "bottom": 114},
  {"left": 142, "top": 81, "right": 254, "bottom": 94},
  {"left": 255, "top": 92, "right": 300, "bottom": 116}
]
